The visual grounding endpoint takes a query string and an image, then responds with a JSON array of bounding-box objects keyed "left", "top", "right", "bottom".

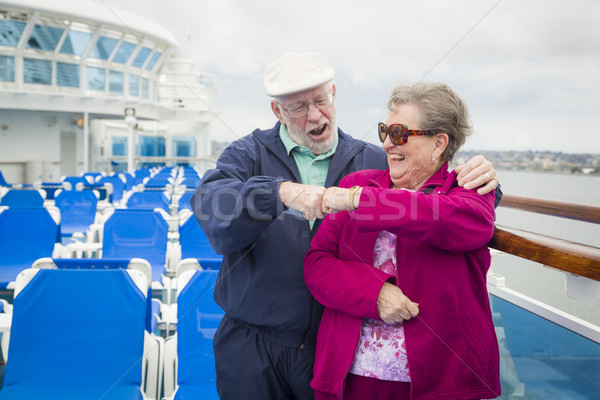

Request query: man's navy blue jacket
[{"left": 190, "top": 122, "right": 388, "bottom": 348}]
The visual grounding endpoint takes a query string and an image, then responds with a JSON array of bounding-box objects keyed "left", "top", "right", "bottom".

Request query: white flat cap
[{"left": 263, "top": 52, "right": 335, "bottom": 97}]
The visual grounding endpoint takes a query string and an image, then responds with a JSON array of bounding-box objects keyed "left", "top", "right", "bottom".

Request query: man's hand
[
  {"left": 455, "top": 155, "right": 498, "bottom": 195},
  {"left": 377, "top": 282, "right": 419, "bottom": 324},
  {"left": 279, "top": 182, "right": 326, "bottom": 220}
]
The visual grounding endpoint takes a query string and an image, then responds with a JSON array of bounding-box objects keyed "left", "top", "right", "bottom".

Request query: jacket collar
[{"left": 365, "top": 162, "right": 451, "bottom": 192}]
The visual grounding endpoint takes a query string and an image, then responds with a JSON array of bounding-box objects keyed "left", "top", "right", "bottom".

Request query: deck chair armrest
[{"left": 162, "top": 334, "right": 178, "bottom": 399}]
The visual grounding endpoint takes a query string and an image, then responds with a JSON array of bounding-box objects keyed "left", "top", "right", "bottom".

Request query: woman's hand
[
  {"left": 320, "top": 186, "right": 362, "bottom": 214},
  {"left": 279, "top": 182, "right": 326, "bottom": 220},
  {"left": 376, "top": 282, "right": 419, "bottom": 324},
  {"left": 455, "top": 155, "right": 498, "bottom": 195}
]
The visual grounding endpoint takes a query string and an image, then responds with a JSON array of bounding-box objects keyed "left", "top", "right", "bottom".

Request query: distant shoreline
[{"left": 452, "top": 150, "right": 600, "bottom": 176}]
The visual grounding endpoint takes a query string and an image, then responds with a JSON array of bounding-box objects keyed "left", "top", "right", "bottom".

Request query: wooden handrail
[
  {"left": 500, "top": 194, "right": 600, "bottom": 224},
  {"left": 489, "top": 224, "right": 600, "bottom": 282},
  {"left": 491, "top": 194, "right": 600, "bottom": 282}
]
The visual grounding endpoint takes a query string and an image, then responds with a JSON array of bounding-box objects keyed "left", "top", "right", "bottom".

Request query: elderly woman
[{"left": 304, "top": 81, "right": 501, "bottom": 400}]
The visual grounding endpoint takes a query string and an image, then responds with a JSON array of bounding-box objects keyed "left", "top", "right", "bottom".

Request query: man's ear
[{"left": 271, "top": 100, "right": 285, "bottom": 124}]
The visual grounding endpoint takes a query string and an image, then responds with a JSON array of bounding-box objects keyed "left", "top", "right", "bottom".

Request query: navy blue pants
[{"left": 213, "top": 315, "right": 316, "bottom": 400}]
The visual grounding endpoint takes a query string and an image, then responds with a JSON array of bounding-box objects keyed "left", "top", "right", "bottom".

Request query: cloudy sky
[{"left": 104, "top": 0, "right": 599, "bottom": 154}]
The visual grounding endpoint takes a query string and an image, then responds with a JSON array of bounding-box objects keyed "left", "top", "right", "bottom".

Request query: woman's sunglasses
[{"left": 378, "top": 122, "right": 436, "bottom": 145}]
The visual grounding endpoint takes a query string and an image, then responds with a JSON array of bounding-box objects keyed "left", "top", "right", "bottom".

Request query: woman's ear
[{"left": 433, "top": 133, "right": 449, "bottom": 159}]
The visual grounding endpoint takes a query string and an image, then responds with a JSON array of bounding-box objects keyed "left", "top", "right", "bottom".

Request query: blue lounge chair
[
  {"left": 0, "top": 189, "right": 44, "bottom": 208},
  {"left": 163, "top": 269, "right": 223, "bottom": 399},
  {"left": 54, "top": 190, "right": 98, "bottom": 242},
  {"left": 179, "top": 213, "right": 222, "bottom": 270},
  {"left": 0, "top": 207, "right": 59, "bottom": 289},
  {"left": 0, "top": 267, "right": 153, "bottom": 399}
]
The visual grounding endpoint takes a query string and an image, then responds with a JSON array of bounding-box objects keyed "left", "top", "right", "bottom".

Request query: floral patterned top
[{"left": 348, "top": 230, "right": 411, "bottom": 382}]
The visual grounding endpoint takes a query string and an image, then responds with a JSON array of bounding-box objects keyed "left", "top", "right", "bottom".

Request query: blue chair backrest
[
  {"left": 0, "top": 170, "right": 10, "bottom": 187},
  {"left": 0, "top": 208, "right": 58, "bottom": 288},
  {"left": 120, "top": 173, "right": 134, "bottom": 191},
  {"left": 180, "top": 177, "right": 201, "bottom": 189},
  {"left": 178, "top": 193, "right": 193, "bottom": 211},
  {"left": 0, "top": 189, "right": 44, "bottom": 208},
  {"left": 82, "top": 182, "right": 109, "bottom": 201},
  {"left": 82, "top": 172, "right": 103, "bottom": 181},
  {"left": 102, "top": 209, "right": 168, "bottom": 282},
  {"left": 0, "top": 268, "right": 146, "bottom": 400},
  {"left": 126, "top": 191, "right": 170, "bottom": 212},
  {"left": 54, "top": 190, "right": 98, "bottom": 238},
  {"left": 62, "top": 176, "right": 88, "bottom": 190},
  {"left": 97, "top": 175, "right": 125, "bottom": 203},
  {"left": 134, "top": 169, "right": 151, "bottom": 186},
  {"left": 176, "top": 270, "right": 223, "bottom": 400},
  {"left": 180, "top": 216, "right": 222, "bottom": 269},
  {"left": 144, "top": 176, "right": 171, "bottom": 190},
  {"left": 50, "top": 258, "right": 156, "bottom": 332},
  {"left": 39, "top": 182, "right": 64, "bottom": 200}
]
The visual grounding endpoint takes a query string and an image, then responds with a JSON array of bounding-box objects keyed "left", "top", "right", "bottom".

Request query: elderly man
[{"left": 190, "top": 52, "right": 499, "bottom": 400}]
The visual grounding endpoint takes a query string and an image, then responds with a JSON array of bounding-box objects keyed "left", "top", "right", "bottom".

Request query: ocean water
[{"left": 492, "top": 170, "right": 600, "bottom": 325}]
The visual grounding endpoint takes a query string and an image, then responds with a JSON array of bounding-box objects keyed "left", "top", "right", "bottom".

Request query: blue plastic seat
[
  {"left": 133, "top": 168, "right": 151, "bottom": 186},
  {"left": 175, "top": 269, "right": 223, "bottom": 399},
  {"left": 37, "top": 182, "right": 65, "bottom": 200},
  {"left": 82, "top": 171, "right": 103, "bottom": 182},
  {"left": 178, "top": 192, "right": 193, "bottom": 211},
  {"left": 144, "top": 176, "right": 172, "bottom": 190},
  {"left": 102, "top": 209, "right": 169, "bottom": 283},
  {"left": 61, "top": 176, "right": 88, "bottom": 191},
  {"left": 34, "top": 257, "right": 159, "bottom": 333},
  {"left": 0, "top": 268, "right": 148, "bottom": 400},
  {"left": 0, "top": 170, "right": 12, "bottom": 187},
  {"left": 180, "top": 177, "right": 201, "bottom": 189},
  {"left": 120, "top": 172, "right": 134, "bottom": 191},
  {"left": 0, "top": 208, "right": 59, "bottom": 288},
  {"left": 180, "top": 215, "right": 222, "bottom": 270},
  {"left": 54, "top": 190, "right": 97, "bottom": 240},
  {"left": 81, "top": 182, "right": 110, "bottom": 201},
  {"left": 97, "top": 175, "right": 126, "bottom": 203},
  {"left": 126, "top": 191, "right": 170, "bottom": 212},
  {"left": 0, "top": 189, "right": 44, "bottom": 208}
]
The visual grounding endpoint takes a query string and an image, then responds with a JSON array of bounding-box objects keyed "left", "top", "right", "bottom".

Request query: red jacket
[{"left": 304, "top": 164, "right": 501, "bottom": 400}]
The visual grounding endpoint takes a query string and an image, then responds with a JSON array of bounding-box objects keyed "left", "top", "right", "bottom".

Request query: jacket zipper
[{"left": 300, "top": 296, "right": 313, "bottom": 349}]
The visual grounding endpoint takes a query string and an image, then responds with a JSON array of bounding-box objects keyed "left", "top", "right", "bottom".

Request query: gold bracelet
[{"left": 348, "top": 185, "right": 360, "bottom": 210}]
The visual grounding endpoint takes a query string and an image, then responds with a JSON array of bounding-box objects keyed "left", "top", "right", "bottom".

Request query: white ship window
[
  {"left": 59, "top": 30, "right": 92, "bottom": 56},
  {"left": 132, "top": 46, "right": 152, "bottom": 68},
  {"left": 142, "top": 77, "right": 149, "bottom": 98},
  {"left": 0, "top": 55, "right": 15, "bottom": 81},
  {"left": 23, "top": 58, "right": 51, "bottom": 85},
  {"left": 26, "top": 24, "right": 64, "bottom": 51},
  {"left": 86, "top": 66, "right": 105, "bottom": 91},
  {"left": 129, "top": 74, "right": 139, "bottom": 96},
  {"left": 112, "top": 41, "right": 136, "bottom": 64},
  {"left": 57, "top": 62, "right": 79, "bottom": 88},
  {"left": 172, "top": 137, "right": 196, "bottom": 157},
  {"left": 109, "top": 70, "right": 123, "bottom": 94},
  {"left": 0, "top": 19, "right": 26, "bottom": 47},
  {"left": 145, "top": 50, "right": 162, "bottom": 71},
  {"left": 112, "top": 136, "right": 127, "bottom": 156},
  {"left": 139, "top": 136, "right": 165, "bottom": 156},
  {"left": 89, "top": 36, "right": 118, "bottom": 60}
]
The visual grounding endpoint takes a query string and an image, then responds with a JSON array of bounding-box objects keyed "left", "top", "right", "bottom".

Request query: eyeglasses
[
  {"left": 378, "top": 122, "right": 435, "bottom": 145},
  {"left": 278, "top": 91, "right": 335, "bottom": 118}
]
